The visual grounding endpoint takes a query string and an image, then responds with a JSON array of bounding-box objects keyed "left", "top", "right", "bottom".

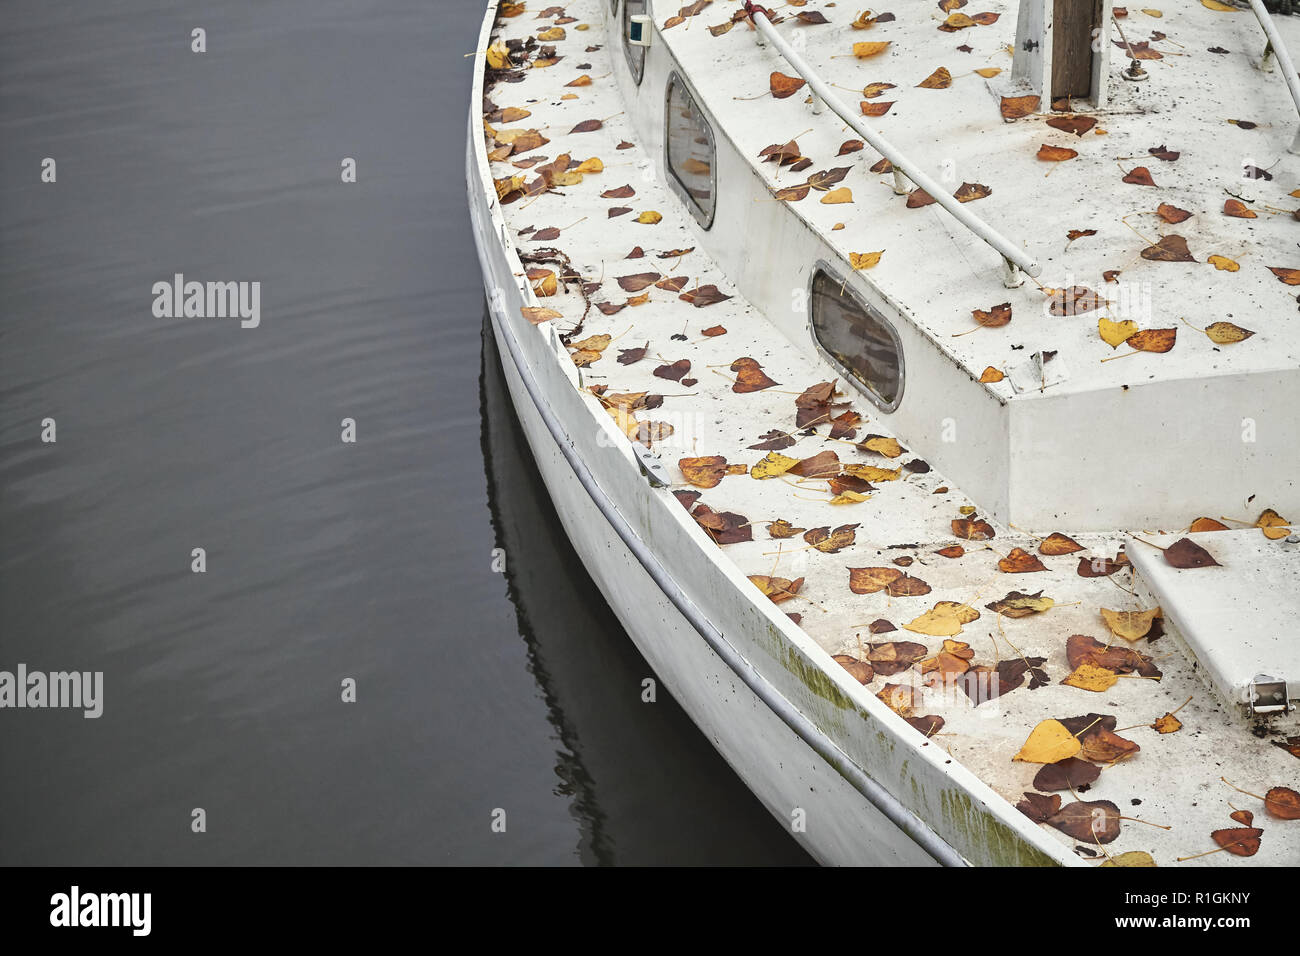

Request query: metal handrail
[
  {"left": 1249, "top": 0, "right": 1300, "bottom": 153},
  {"left": 749, "top": 10, "right": 1041, "bottom": 286}
]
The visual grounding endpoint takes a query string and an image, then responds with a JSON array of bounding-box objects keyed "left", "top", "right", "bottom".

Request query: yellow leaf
[
  {"left": 1201, "top": 0, "right": 1236, "bottom": 9},
  {"left": 486, "top": 40, "right": 512, "bottom": 69},
  {"left": 575, "top": 157, "right": 604, "bottom": 173},
  {"left": 1204, "top": 321, "right": 1254, "bottom": 344},
  {"left": 1141, "top": 8, "right": 1163, "bottom": 16},
  {"left": 1014, "top": 719, "right": 1083, "bottom": 763},
  {"left": 1207, "top": 254, "right": 1240, "bottom": 272},
  {"left": 1101, "top": 851, "right": 1157, "bottom": 867},
  {"left": 974, "top": 67, "right": 1002, "bottom": 78},
  {"left": 1100, "top": 606, "right": 1161, "bottom": 641},
  {"left": 821, "top": 187, "right": 853, "bottom": 204},
  {"left": 842, "top": 463, "right": 901, "bottom": 481},
  {"left": 606, "top": 405, "right": 640, "bottom": 440},
  {"left": 570, "top": 334, "right": 611, "bottom": 353},
  {"left": 751, "top": 451, "right": 800, "bottom": 479},
  {"left": 1153, "top": 712, "right": 1183, "bottom": 734},
  {"left": 904, "top": 601, "right": 979, "bottom": 637},
  {"left": 852, "top": 41, "right": 891, "bottom": 58},
  {"left": 561, "top": 93, "right": 578, "bottom": 100},
  {"left": 1099, "top": 317, "right": 1138, "bottom": 348},
  {"left": 1063, "top": 662, "right": 1119, "bottom": 692},
  {"left": 520, "top": 306, "right": 561, "bottom": 324},
  {"left": 1256, "top": 508, "right": 1291, "bottom": 540},
  {"left": 576, "top": 23, "right": 590, "bottom": 31},
  {"left": 500, "top": 1, "right": 526, "bottom": 16},
  {"left": 635, "top": 211, "right": 663, "bottom": 224},
  {"left": 849, "top": 251, "right": 884, "bottom": 270},
  {"left": 499, "top": 107, "right": 532, "bottom": 123},
  {"left": 571, "top": 348, "right": 603, "bottom": 367},
  {"left": 830, "top": 490, "right": 872, "bottom": 505},
  {"left": 861, "top": 435, "right": 903, "bottom": 458},
  {"left": 528, "top": 267, "right": 558, "bottom": 297},
  {"left": 943, "top": 12, "right": 976, "bottom": 29},
  {"left": 537, "top": 26, "right": 566, "bottom": 41}
]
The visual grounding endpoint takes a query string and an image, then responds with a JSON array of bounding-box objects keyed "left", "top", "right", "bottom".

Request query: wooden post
[{"left": 1051, "top": 0, "right": 1101, "bottom": 99}]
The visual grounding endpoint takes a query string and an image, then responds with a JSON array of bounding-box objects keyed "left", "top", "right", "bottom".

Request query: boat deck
[{"left": 479, "top": 0, "right": 1299, "bottom": 865}]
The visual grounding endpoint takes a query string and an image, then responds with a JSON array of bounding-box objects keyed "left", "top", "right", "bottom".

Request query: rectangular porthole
[
  {"left": 623, "top": 0, "right": 646, "bottom": 84},
  {"left": 664, "top": 73, "right": 716, "bottom": 228},
  {"left": 809, "top": 266, "right": 904, "bottom": 411}
]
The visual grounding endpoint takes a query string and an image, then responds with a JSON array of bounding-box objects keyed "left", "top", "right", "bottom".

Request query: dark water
[{"left": 0, "top": 0, "right": 809, "bottom": 865}]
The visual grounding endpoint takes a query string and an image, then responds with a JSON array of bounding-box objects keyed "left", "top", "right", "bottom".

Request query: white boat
[{"left": 467, "top": 0, "right": 1300, "bottom": 866}]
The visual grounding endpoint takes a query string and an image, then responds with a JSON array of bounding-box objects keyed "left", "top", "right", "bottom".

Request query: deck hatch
[
  {"left": 664, "top": 72, "right": 716, "bottom": 228},
  {"left": 809, "top": 266, "right": 904, "bottom": 412},
  {"left": 622, "top": 0, "right": 647, "bottom": 84}
]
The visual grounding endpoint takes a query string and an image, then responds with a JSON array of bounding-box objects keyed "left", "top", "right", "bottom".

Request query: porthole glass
[
  {"left": 810, "top": 267, "right": 904, "bottom": 411},
  {"left": 665, "top": 73, "right": 716, "bottom": 227},
  {"left": 623, "top": 0, "right": 646, "bottom": 84}
]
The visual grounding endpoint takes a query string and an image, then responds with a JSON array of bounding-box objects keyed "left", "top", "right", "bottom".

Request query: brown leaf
[
  {"left": 1268, "top": 266, "right": 1300, "bottom": 285},
  {"left": 1265, "top": 786, "right": 1300, "bottom": 820},
  {"left": 1033, "top": 757, "right": 1101, "bottom": 792},
  {"left": 617, "top": 342, "right": 649, "bottom": 365},
  {"left": 999, "top": 547, "right": 1048, "bottom": 573},
  {"left": 1017, "top": 791, "right": 1063, "bottom": 823},
  {"left": 789, "top": 450, "right": 840, "bottom": 477},
  {"left": 1046, "top": 115, "right": 1097, "bottom": 136},
  {"left": 618, "top": 272, "right": 661, "bottom": 292},
  {"left": 1223, "top": 198, "right": 1257, "bottom": 219},
  {"left": 838, "top": 139, "right": 866, "bottom": 155},
  {"left": 1039, "top": 532, "right": 1084, "bottom": 555},
  {"left": 952, "top": 516, "right": 995, "bottom": 540},
  {"left": 1048, "top": 800, "right": 1121, "bottom": 844},
  {"left": 1037, "top": 144, "right": 1078, "bottom": 161},
  {"left": 1046, "top": 285, "right": 1103, "bottom": 316},
  {"left": 906, "top": 187, "right": 936, "bottom": 208},
  {"left": 654, "top": 359, "right": 691, "bottom": 382},
  {"left": 749, "top": 575, "right": 805, "bottom": 605},
  {"left": 1000, "top": 95, "right": 1040, "bottom": 120},
  {"left": 905, "top": 715, "right": 945, "bottom": 736},
  {"left": 1148, "top": 144, "right": 1180, "bottom": 161},
  {"left": 1155, "top": 203, "right": 1192, "bottom": 224},
  {"left": 868, "top": 619, "right": 896, "bottom": 634},
  {"left": 730, "top": 357, "right": 778, "bottom": 392},
  {"left": 701, "top": 324, "right": 726, "bottom": 336},
  {"left": 1141, "top": 235, "right": 1196, "bottom": 262},
  {"left": 954, "top": 182, "right": 991, "bottom": 203},
  {"left": 860, "top": 100, "right": 895, "bottom": 117},
  {"left": 972, "top": 302, "right": 1012, "bottom": 328},
  {"left": 775, "top": 184, "right": 812, "bottom": 202},
  {"left": 570, "top": 118, "right": 603, "bottom": 133},
  {"left": 770, "top": 71, "right": 807, "bottom": 99},
  {"left": 749, "top": 430, "right": 796, "bottom": 451},
  {"left": 1077, "top": 553, "right": 1128, "bottom": 577},
  {"left": 680, "top": 284, "right": 733, "bottom": 307},
  {"left": 1211, "top": 827, "right": 1263, "bottom": 857},
  {"left": 1163, "top": 536, "right": 1220, "bottom": 568},
  {"left": 1230, "top": 809, "right": 1255, "bottom": 826},
  {"left": 807, "top": 167, "right": 852, "bottom": 191},
  {"left": 935, "top": 545, "right": 965, "bottom": 558},
  {"left": 1122, "top": 166, "right": 1156, "bottom": 186},
  {"left": 832, "top": 654, "right": 875, "bottom": 684},
  {"left": 767, "top": 518, "right": 806, "bottom": 539},
  {"left": 1127, "top": 328, "right": 1177, "bottom": 353}
]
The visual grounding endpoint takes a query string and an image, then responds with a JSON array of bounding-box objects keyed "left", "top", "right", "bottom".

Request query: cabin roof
[{"left": 657, "top": 1, "right": 1300, "bottom": 400}]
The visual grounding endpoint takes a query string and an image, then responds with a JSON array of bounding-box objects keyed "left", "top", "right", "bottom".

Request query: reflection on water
[{"left": 481, "top": 313, "right": 811, "bottom": 866}]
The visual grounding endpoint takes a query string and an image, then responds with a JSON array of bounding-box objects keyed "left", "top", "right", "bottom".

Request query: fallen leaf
[
  {"left": 849, "top": 251, "right": 884, "bottom": 270},
  {"left": 1048, "top": 800, "right": 1121, "bottom": 844},
  {"left": 1099, "top": 317, "right": 1139, "bottom": 348},
  {"left": 1038, "top": 144, "right": 1078, "bottom": 161},
  {"left": 876, "top": 683, "right": 918, "bottom": 717},
  {"left": 654, "top": 359, "right": 691, "bottom": 382},
  {"left": 985, "top": 590, "right": 1055, "bottom": 618},
  {"left": 1142, "top": 235, "right": 1196, "bottom": 262},
  {"left": 905, "top": 601, "right": 979, "bottom": 637},
  {"left": 1034, "top": 757, "right": 1102, "bottom": 792},
  {"left": 679, "top": 455, "right": 728, "bottom": 488},
  {"left": 1207, "top": 255, "right": 1240, "bottom": 272},
  {"left": 770, "top": 71, "right": 807, "bottom": 99},
  {"left": 821, "top": 187, "right": 854, "bottom": 204},
  {"left": 1000, "top": 95, "right": 1040, "bottom": 120},
  {"left": 952, "top": 516, "right": 995, "bottom": 540},
  {"left": 681, "top": 284, "right": 734, "bottom": 308},
  {"left": 979, "top": 366, "right": 1004, "bottom": 383},
  {"left": 1155, "top": 203, "right": 1192, "bottom": 224},
  {"left": 1126, "top": 328, "right": 1177, "bottom": 352},
  {"left": 1047, "top": 115, "right": 1097, "bottom": 136},
  {"left": 833, "top": 654, "right": 875, "bottom": 684},
  {"left": 749, "top": 575, "right": 805, "bottom": 604},
  {"left": 751, "top": 451, "right": 800, "bottom": 480},
  {"left": 1256, "top": 508, "right": 1291, "bottom": 539},
  {"left": 1211, "top": 827, "right": 1263, "bottom": 857},
  {"left": 635, "top": 211, "right": 663, "bottom": 224},
  {"left": 1190, "top": 517, "right": 1229, "bottom": 532},
  {"left": 1223, "top": 198, "right": 1257, "bottom": 219},
  {"left": 859, "top": 435, "right": 904, "bottom": 458},
  {"left": 1100, "top": 606, "right": 1162, "bottom": 641},
  {"left": 853, "top": 41, "right": 891, "bottom": 58},
  {"left": 804, "top": 523, "right": 859, "bottom": 553},
  {"left": 730, "top": 357, "right": 778, "bottom": 391},
  {"left": 1152, "top": 712, "right": 1183, "bottom": 734},
  {"left": 862, "top": 82, "right": 896, "bottom": 98},
  {"left": 999, "top": 547, "right": 1048, "bottom": 573},
  {"left": 1122, "top": 166, "right": 1156, "bottom": 186},
  {"left": 954, "top": 182, "right": 991, "bottom": 203},
  {"left": 1014, "top": 719, "right": 1082, "bottom": 763},
  {"left": 936, "top": 545, "right": 965, "bottom": 558},
  {"left": 1163, "top": 536, "right": 1220, "bottom": 568},
  {"left": 918, "top": 67, "right": 952, "bottom": 89},
  {"left": 1268, "top": 267, "right": 1300, "bottom": 285},
  {"left": 1039, "top": 532, "right": 1084, "bottom": 555},
  {"left": 1017, "top": 791, "right": 1063, "bottom": 823},
  {"left": 1063, "top": 662, "right": 1119, "bottom": 692},
  {"left": 974, "top": 67, "right": 1001, "bottom": 78},
  {"left": 839, "top": 139, "right": 866, "bottom": 155},
  {"left": 972, "top": 302, "right": 1012, "bottom": 328}
]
